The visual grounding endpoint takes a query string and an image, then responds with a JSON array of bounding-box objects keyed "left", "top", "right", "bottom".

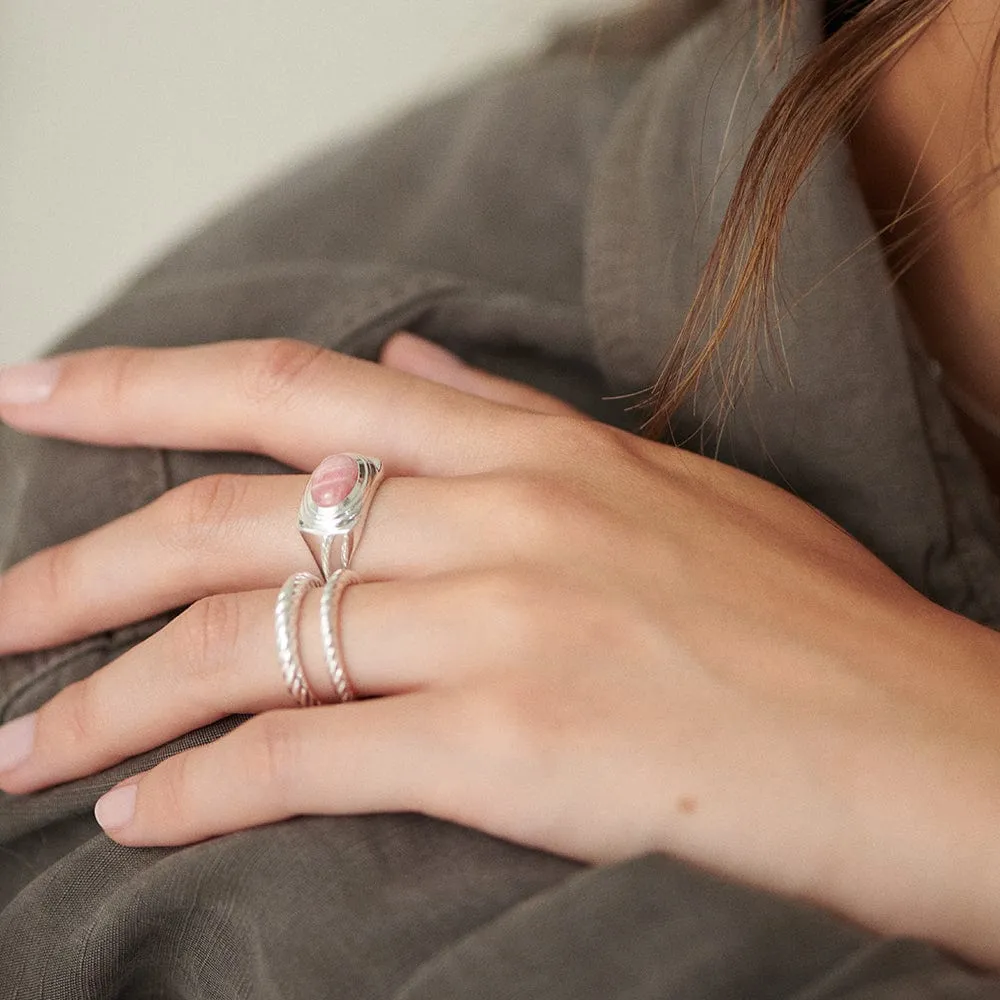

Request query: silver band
[
  {"left": 320, "top": 568, "right": 361, "bottom": 703},
  {"left": 299, "top": 454, "right": 384, "bottom": 579},
  {"left": 275, "top": 571, "right": 323, "bottom": 707}
]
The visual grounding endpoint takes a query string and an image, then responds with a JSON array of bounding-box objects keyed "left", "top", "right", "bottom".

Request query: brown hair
[{"left": 637, "top": 0, "right": 998, "bottom": 436}]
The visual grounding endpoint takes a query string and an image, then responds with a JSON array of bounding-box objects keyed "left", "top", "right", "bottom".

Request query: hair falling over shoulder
[{"left": 634, "top": 0, "right": 980, "bottom": 438}]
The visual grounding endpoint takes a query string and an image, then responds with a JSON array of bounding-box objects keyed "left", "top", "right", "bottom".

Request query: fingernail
[
  {"left": 309, "top": 454, "right": 359, "bottom": 507},
  {"left": 0, "top": 713, "right": 35, "bottom": 773},
  {"left": 95, "top": 784, "right": 137, "bottom": 831},
  {"left": 0, "top": 360, "right": 61, "bottom": 404}
]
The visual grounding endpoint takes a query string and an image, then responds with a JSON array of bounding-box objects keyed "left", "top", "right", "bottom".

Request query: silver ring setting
[{"left": 298, "top": 454, "right": 384, "bottom": 579}]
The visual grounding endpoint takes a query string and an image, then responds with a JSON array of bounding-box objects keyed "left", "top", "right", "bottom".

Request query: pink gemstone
[{"left": 309, "top": 454, "right": 358, "bottom": 507}]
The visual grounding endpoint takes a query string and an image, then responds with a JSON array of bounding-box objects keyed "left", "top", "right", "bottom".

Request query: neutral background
[{"left": 1, "top": 0, "right": 609, "bottom": 363}]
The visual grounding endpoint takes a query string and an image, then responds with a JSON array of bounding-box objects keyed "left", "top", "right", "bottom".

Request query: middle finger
[{"left": 0, "top": 470, "right": 544, "bottom": 655}]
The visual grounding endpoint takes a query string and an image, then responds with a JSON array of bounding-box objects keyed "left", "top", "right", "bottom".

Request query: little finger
[{"left": 94, "top": 693, "right": 457, "bottom": 846}]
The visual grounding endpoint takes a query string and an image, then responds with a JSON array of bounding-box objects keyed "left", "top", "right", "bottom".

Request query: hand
[{"left": 1, "top": 335, "right": 999, "bottom": 967}]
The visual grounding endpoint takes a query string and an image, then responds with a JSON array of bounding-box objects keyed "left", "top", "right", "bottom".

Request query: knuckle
[
  {"left": 242, "top": 339, "right": 328, "bottom": 407},
  {"left": 488, "top": 469, "right": 606, "bottom": 557},
  {"left": 489, "top": 473, "right": 565, "bottom": 545},
  {"left": 489, "top": 472, "right": 548, "bottom": 517},
  {"left": 548, "top": 414, "right": 630, "bottom": 475},
  {"left": 467, "top": 567, "right": 636, "bottom": 672},
  {"left": 512, "top": 411, "right": 610, "bottom": 461},
  {"left": 459, "top": 680, "right": 544, "bottom": 770},
  {"left": 160, "top": 474, "right": 245, "bottom": 554},
  {"left": 159, "top": 751, "right": 195, "bottom": 824},
  {"left": 177, "top": 594, "right": 244, "bottom": 686},
  {"left": 251, "top": 716, "right": 300, "bottom": 805},
  {"left": 39, "top": 542, "right": 78, "bottom": 611},
  {"left": 468, "top": 568, "right": 549, "bottom": 654},
  {"left": 57, "top": 677, "right": 102, "bottom": 752},
  {"left": 556, "top": 412, "right": 616, "bottom": 449},
  {"left": 99, "top": 348, "right": 144, "bottom": 413}
]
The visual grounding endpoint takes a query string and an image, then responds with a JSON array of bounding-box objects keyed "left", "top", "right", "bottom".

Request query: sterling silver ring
[
  {"left": 298, "top": 454, "right": 384, "bottom": 580},
  {"left": 320, "top": 568, "right": 361, "bottom": 703},
  {"left": 275, "top": 571, "right": 324, "bottom": 708}
]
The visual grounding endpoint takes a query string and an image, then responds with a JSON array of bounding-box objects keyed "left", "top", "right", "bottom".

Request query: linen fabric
[{"left": 2, "top": 1, "right": 999, "bottom": 995}]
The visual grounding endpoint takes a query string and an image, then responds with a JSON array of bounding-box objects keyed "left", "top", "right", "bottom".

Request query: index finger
[{"left": 0, "top": 340, "right": 538, "bottom": 476}]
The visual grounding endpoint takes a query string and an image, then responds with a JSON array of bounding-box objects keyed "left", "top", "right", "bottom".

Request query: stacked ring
[
  {"left": 320, "top": 568, "right": 362, "bottom": 703},
  {"left": 275, "top": 571, "right": 324, "bottom": 708},
  {"left": 276, "top": 455, "right": 380, "bottom": 708}
]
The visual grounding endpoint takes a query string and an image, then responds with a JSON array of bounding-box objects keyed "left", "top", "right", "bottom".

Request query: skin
[
  {"left": 848, "top": 0, "right": 1000, "bottom": 481},
  {"left": 1, "top": 337, "right": 1000, "bottom": 970}
]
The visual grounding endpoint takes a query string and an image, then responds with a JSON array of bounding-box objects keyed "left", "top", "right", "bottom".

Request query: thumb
[{"left": 379, "top": 332, "right": 582, "bottom": 417}]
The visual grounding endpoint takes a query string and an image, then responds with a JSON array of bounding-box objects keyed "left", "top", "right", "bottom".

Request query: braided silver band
[
  {"left": 320, "top": 568, "right": 361, "bottom": 703},
  {"left": 275, "top": 571, "right": 323, "bottom": 707}
]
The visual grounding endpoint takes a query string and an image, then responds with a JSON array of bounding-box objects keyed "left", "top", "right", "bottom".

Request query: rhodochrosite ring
[{"left": 298, "top": 454, "right": 384, "bottom": 579}]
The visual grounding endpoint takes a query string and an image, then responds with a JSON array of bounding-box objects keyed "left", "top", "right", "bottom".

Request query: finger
[
  {"left": 379, "top": 332, "right": 581, "bottom": 417},
  {"left": 0, "top": 474, "right": 307, "bottom": 654},
  {"left": 0, "top": 469, "right": 558, "bottom": 655},
  {"left": 0, "top": 341, "right": 539, "bottom": 477},
  {"left": 0, "top": 570, "right": 554, "bottom": 794},
  {"left": 93, "top": 693, "right": 457, "bottom": 846}
]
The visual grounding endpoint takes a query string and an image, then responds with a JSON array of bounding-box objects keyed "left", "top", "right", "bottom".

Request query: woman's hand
[{"left": 1, "top": 335, "right": 1000, "bottom": 966}]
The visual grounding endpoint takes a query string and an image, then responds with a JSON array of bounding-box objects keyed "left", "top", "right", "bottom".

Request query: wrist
[{"left": 823, "top": 613, "right": 1000, "bottom": 968}]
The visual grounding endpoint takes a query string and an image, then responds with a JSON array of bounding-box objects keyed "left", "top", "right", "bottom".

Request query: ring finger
[{"left": 0, "top": 569, "right": 550, "bottom": 795}]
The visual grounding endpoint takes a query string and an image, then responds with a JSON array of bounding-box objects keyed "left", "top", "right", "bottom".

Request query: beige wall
[{"left": 0, "top": 0, "right": 606, "bottom": 362}]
